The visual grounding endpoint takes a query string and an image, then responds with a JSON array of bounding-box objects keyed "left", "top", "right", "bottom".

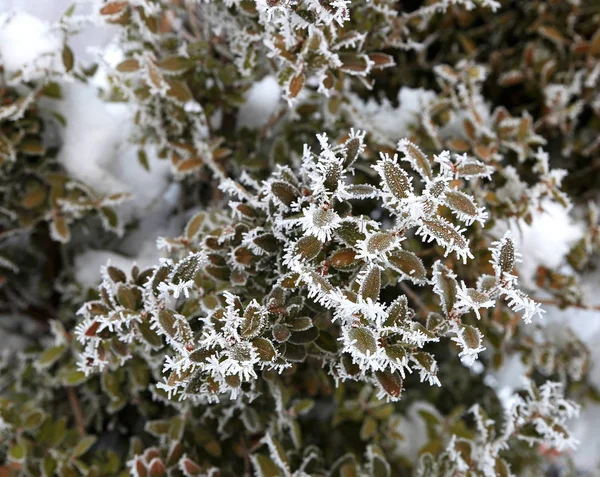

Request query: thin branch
[
  {"left": 67, "top": 387, "right": 85, "bottom": 437},
  {"left": 532, "top": 298, "right": 600, "bottom": 312},
  {"left": 399, "top": 282, "right": 430, "bottom": 316}
]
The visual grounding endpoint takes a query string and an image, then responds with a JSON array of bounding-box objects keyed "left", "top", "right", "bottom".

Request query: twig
[
  {"left": 67, "top": 387, "right": 85, "bottom": 437},
  {"left": 533, "top": 298, "right": 600, "bottom": 312},
  {"left": 399, "top": 282, "right": 430, "bottom": 316}
]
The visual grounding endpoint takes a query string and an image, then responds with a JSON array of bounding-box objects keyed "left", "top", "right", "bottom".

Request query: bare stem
[{"left": 67, "top": 387, "right": 85, "bottom": 437}]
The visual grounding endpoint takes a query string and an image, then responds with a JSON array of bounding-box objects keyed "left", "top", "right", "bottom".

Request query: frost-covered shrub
[{"left": 1, "top": 1, "right": 600, "bottom": 477}]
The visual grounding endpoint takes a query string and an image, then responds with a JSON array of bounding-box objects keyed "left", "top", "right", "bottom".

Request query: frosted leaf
[
  {"left": 342, "top": 184, "right": 380, "bottom": 200},
  {"left": 329, "top": 248, "right": 358, "bottom": 270},
  {"left": 271, "top": 180, "right": 301, "bottom": 207},
  {"left": 261, "top": 433, "right": 290, "bottom": 474},
  {"left": 335, "top": 219, "right": 367, "bottom": 246},
  {"left": 411, "top": 352, "right": 441, "bottom": 387},
  {"left": 302, "top": 271, "right": 336, "bottom": 306},
  {"left": 343, "top": 129, "right": 367, "bottom": 168},
  {"left": 502, "top": 289, "right": 545, "bottom": 324},
  {"left": 358, "top": 265, "right": 381, "bottom": 301},
  {"left": 298, "top": 204, "right": 341, "bottom": 242},
  {"left": 432, "top": 261, "right": 458, "bottom": 316},
  {"left": 252, "top": 337, "right": 277, "bottom": 362},
  {"left": 219, "top": 341, "right": 259, "bottom": 381},
  {"left": 383, "top": 296, "right": 411, "bottom": 328},
  {"left": 387, "top": 250, "right": 427, "bottom": 284},
  {"left": 294, "top": 236, "right": 323, "bottom": 261},
  {"left": 375, "top": 370, "right": 403, "bottom": 402},
  {"left": 348, "top": 327, "right": 377, "bottom": 355},
  {"left": 455, "top": 282, "right": 495, "bottom": 319},
  {"left": 452, "top": 325, "right": 486, "bottom": 366},
  {"left": 454, "top": 154, "right": 494, "bottom": 180},
  {"left": 417, "top": 217, "right": 473, "bottom": 263},
  {"left": 356, "top": 231, "right": 400, "bottom": 261},
  {"left": 252, "top": 233, "right": 279, "bottom": 254},
  {"left": 511, "top": 381, "right": 580, "bottom": 452},
  {"left": 490, "top": 232, "right": 520, "bottom": 278},
  {"left": 443, "top": 189, "right": 488, "bottom": 226},
  {"left": 169, "top": 252, "right": 206, "bottom": 286},
  {"left": 239, "top": 301, "right": 268, "bottom": 339},
  {"left": 397, "top": 139, "right": 433, "bottom": 180},
  {"left": 374, "top": 152, "right": 414, "bottom": 202}
]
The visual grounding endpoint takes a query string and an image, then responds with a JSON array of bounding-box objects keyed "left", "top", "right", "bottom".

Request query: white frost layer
[
  {"left": 0, "top": 11, "right": 62, "bottom": 78},
  {"left": 236, "top": 76, "right": 282, "bottom": 130}
]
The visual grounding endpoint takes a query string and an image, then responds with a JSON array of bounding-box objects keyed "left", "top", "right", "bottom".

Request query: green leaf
[
  {"left": 62, "top": 45, "right": 74, "bottom": 72},
  {"left": 253, "top": 233, "right": 279, "bottom": 253},
  {"left": 188, "top": 347, "right": 217, "bottom": 363},
  {"left": 72, "top": 436, "right": 97, "bottom": 457},
  {"left": 166, "top": 79, "right": 193, "bottom": 102},
  {"left": 8, "top": 441, "right": 25, "bottom": 463},
  {"left": 37, "top": 344, "right": 67, "bottom": 369},
  {"left": 138, "top": 320, "right": 163, "bottom": 348},
  {"left": 158, "top": 56, "right": 194, "bottom": 72},
  {"left": 185, "top": 212, "right": 206, "bottom": 240},
  {"left": 367, "top": 444, "right": 391, "bottom": 477},
  {"left": 251, "top": 454, "right": 281, "bottom": 477},
  {"left": 158, "top": 309, "right": 177, "bottom": 337},
  {"left": 283, "top": 343, "right": 307, "bottom": 362},
  {"left": 315, "top": 330, "right": 338, "bottom": 353},
  {"left": 335, "top": 220, "right": 366, "bottom": 246},
  {"left": 291, "top": 399, "right": 314, "bottom": 415},
  {"left": 360, "top": 416, "right": 377, "bottom": 440},
  {"left": 288, "top": 326, "right": 319, "bottom": 345},
  {"left": 42, "top": 81, "right": 62, "bottom": 98},
  {"left": 23, "top": 409, "right": 45, "bottom": 430},
  {"left": 272, "top": 324, "right": 291, "bottom": 343},
  {"left": 107, "top": 265, "right": 127, "bottom": 283}
]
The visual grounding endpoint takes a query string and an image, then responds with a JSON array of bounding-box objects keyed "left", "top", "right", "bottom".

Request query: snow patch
[
  {"left": 345, "top": 87, "right": 436, "bottom": 146},
  {"left": 53, "top": 82, "right": 172, "bottom": 224},
  {"left": 495, "top": 201, "right": 584, "bottom": 287},
  {"left": 236, "top": 76, "right": 282, "bottom": 130},
  {"left": 0, "top": 11, "right": 62, "bottom": 79}
]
